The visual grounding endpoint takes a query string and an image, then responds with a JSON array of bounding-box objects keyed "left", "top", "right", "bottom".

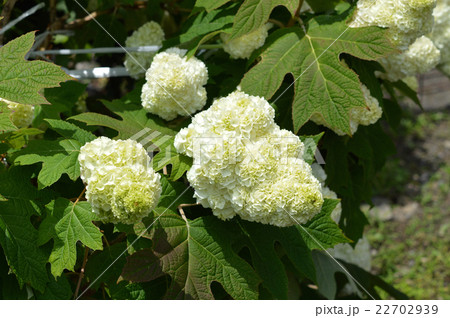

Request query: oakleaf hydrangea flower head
[
  {"left": 124, "top": 21, "right": 165, "bottom": 78},
  {"left": 221, "top": 23, "right": 272, "bottom": 59},
  {"left": 78, "top": 137, "right": 161, "bottom": 224},
  {"left": 350, "top": 0, "right": 437, "bottom": 50},
  {"left": 311, "top": 84, "right": 383, "bottom": 135},
  {"left": 430, "top": 0, "right": 450, "bottom": 75},
  {"left": 0, "top": 98, "right": 34, "bottom": 128},
  {"left": 175, "top": 91, "right": 324, "bottom": 227},
  {"left": 141, "top": 48, "right": 208, "bottom": 121},
  {"left": 378, "top": 36, "right": 441, "bottom": 81}
]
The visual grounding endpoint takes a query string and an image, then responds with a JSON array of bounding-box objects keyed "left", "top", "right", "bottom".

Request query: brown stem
[
  {"left": 268, "top": 19, "right": 285, "bottom": 29},
  {"left": 42, "top": 0, "right": 57, "bottom": 48},
  {"left": 177, "top": 203, "right": 200, "bottom": 222},
  {"left": 0, "top": 0, "right": 18, "bottom": 44},
  {"left": 162, "top": 166, "right": 168, "bottom": 175},
  {"left": 287, "top": 0, "right": 304, "bottom": 28},
  {"left": 73, "top": 187, "right": 87, "bottom": 204},
  {"left": 73, "top": 246, "right": 89, "bottom": 299}
]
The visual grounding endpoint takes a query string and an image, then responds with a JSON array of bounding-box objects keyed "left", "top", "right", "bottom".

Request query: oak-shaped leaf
[
  {"left": 0, "top": 167, "right": 51, "bottom": 292},
  {"left": 299, "top": 198, "right": 350, "bottom": 250},
  {"left": 240, "top": 10, "right": 396, "bottom": 134},
  {"left": 236, "top": 220, "right": 315, "bottom": 299},
  {"left": 194, "top": 0, "right": 231, "bottom": 12},
  {"left": 0, "top": 32, "right": 72, "bottom": 105},
  {"left": 230, "top": 0, "right": 298, "bottom": 39},
  {"left": 121, "top": 213, "right": 260, "bottom": 299},
  {"left": 14, "top": 139, "right": 82, "bottom": 189},
  {"left": 38, "top": 198, "right": 103, "bottom": 278}
]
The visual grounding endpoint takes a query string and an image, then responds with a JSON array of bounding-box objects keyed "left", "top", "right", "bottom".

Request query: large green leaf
[
  {"left": 178, "top": 5, "right": 235, "bottom": 44},
  {"left": 230, "top": 0, "right": 298, "bottom": 39},
  {"left": 37, "top": 271, "right": 72, "bottom": 300},
  {"left": 121, "top": 213, "right": 260, "bottom": 299},
  {"left": 154, "top": 176, "right": 195, "bottom": 214},
  {"left": 152, "top": 145, "right": 192, "bottom": 181},
  {"left": 237, "top": 220, "right": 316, "bottom": 299},
  {"left": 70, "top": 99, "right": 175, "bottom": 144},
  {"left": 240, "top": 10, "right": 396, "bottom": 134},
  {"left": 14, "top": 139, "right": 82, "bottom": 189},
  {"left": 194, "top": 0, "right": 231, "bottom": 11},
  {"left": 0, "top": 32, "right": 72, "bottom": 105},
  {"left": 45, "top": 119, "right": 96, "bottom": 144},
  {"left": 299, "top": 198, "right": 350, "bottom": 250},
  {"left": 0, "top": 167, "right": 51, "bottom": 292},
  {"left": 38, "top": 198, "right": 103, "bottom": 277}
]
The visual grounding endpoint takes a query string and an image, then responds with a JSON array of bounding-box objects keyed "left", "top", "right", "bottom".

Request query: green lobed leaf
[
  {"left": 231, "top": 0, "right": 298, "bottom": 39},
  {"left": 44, "top": 119, "right": 96, "bottom": 144},
  {"left": 178, "top": 5, "right": 235, "bottom": 44},
  {"left": 299, "top": 198, "right": 350, "bottom": 250},
  {"left": 0, "top": 252, "right": 30, "bottom": 299},
  {"left": 300, "top": 132, "right": 324, "bottom": 165},
  {"left": 109, "top": 278, "right": 169, "bottom": 300},
  {"left": 34, "top": 81, "right": 87, "bottom": 126},
  {"left": 70, "top": 99, "right": 175, "bottom": 144},
  {"left": 121, "top": 213, "right": 260, "bottom": 299},
  {"left": 152, "top": 145, "right": 192, "bottom": 181},
  {"left": 0, "top": 167, "right": 51, "bottom": 292},
  {"left": 240, "top": 10, "right": 397, "bottom": 134},
  {"left": 194, "top": 0, "right": 231, "bottom": 12},
  {"left": 237, "top": 220, "right": 316, "bottom": 299},
  {"left": 153, "top": 176, "right": 195, "bottom": 215},
  {"left": 39, "top": 198, "right": 103, "bottom": 278},
  {"left": 14, "top": 139, "right": 82, "bottom": 189},
  {"left": 36, "top": 271, "right": 72, "bottom": 300},
  {"left": 386, "top": 79, "right": 422, "bottom": 109},
  {"left": 0, "top": 32, "right": 73, "bottom": 105}
]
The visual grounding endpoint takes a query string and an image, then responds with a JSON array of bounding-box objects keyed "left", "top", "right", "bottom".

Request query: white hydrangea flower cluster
[
  {"left": 141, "top": 48, "right": 208, "bottom": 121},
  {"left": 378, "top": 36, "right": 441, "bottom": 81},
  {"left": 430, "top": 0, "right": 450, "bottom": 75},
  {"left": 0, "top": 97, "right": 34, "bottom": 128},
  {"left": 175, "top": 91, "right": 324, "bottom": 227},
  {"left": 349, "top": 0, "right": 437, "bottom": 50},
  {"left": 311, "top": 84, "right": 383, "bottom": 135},
  {"left": 124, "top": 21, "right": 165, "bottom": 78},
  {"left": 78, "top": 137, "right": 162, "bottom": 224},
  {"left": 220, "top": 23, "right": 272, "bottom": 59}
]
